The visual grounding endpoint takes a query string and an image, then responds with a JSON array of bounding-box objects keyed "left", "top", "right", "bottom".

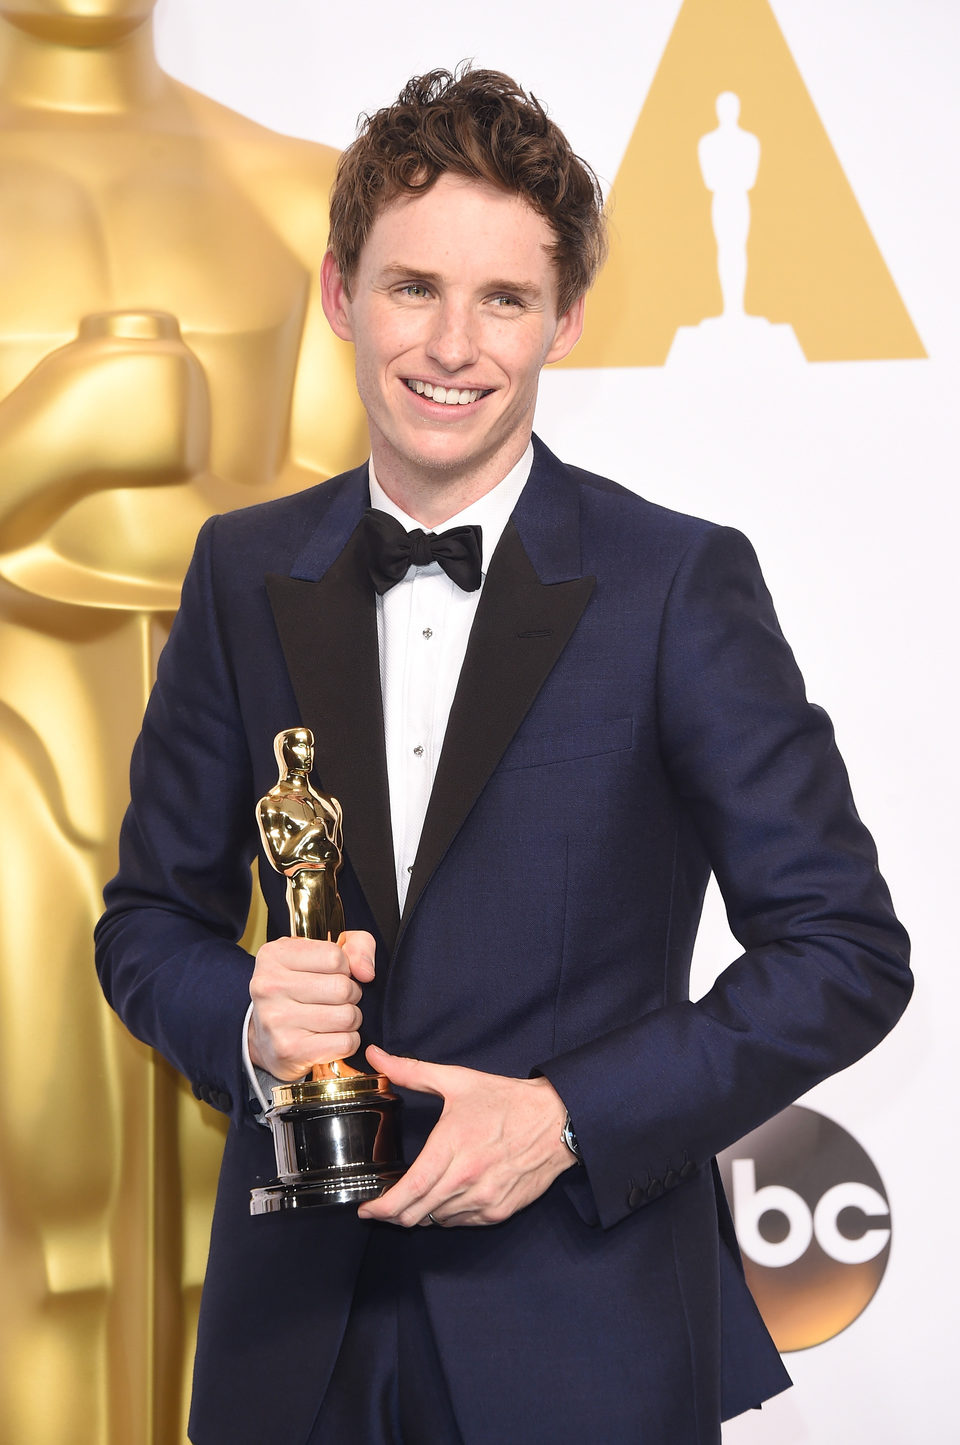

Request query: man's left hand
[{"left": 357, "top": 1045, "right": 576, "bottom": 1228}]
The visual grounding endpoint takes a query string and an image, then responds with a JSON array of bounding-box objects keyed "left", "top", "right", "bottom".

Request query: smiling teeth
[{"left": 407, "top": 380, "right": 484, "bottom": 405}]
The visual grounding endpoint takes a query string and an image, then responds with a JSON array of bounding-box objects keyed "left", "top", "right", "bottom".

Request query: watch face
[{"left": 562, "top": 1115, "right": 582, "bottom": 1160}]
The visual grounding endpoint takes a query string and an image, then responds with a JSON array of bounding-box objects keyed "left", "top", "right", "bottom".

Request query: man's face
[{"left": 321, "top": 174, "right": 583, "bottom": 520}]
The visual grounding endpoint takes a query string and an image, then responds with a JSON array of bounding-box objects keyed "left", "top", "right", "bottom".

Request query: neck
[
  {"left": 282, "top": 767, "right": 309, "bottom": 784},
  {"left": 0, "top": 13, "right": 165, "bottom": 114},
  {"left": 371, "top": 438, "right": 530, "bottom": 530}
]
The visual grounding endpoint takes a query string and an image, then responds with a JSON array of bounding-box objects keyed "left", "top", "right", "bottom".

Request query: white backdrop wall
[{"left": 153, "top": 3, "right": 957, "bottom": 1440}]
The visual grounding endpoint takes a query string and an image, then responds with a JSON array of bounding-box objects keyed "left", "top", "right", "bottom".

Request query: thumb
[
  {"left": 339, "top": 930, "right": 376, "bottom": 983},
  {"left": 366, "top": 1045, "right": 447, "bottom": 1097}
]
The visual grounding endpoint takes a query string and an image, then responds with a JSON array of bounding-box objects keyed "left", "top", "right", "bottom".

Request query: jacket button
[
  {"left": 627, "top": 1186, "right": 645, "bottom": 1209},
  {"left": 664, "top": 1170, "right": 679, "bottom": 1190},
  {"left": 680, "top": 1160, "right": 697, "bottom": 1181},
  {"left": 647, "top": 1178, "right": 663, "bottom": 1199}
]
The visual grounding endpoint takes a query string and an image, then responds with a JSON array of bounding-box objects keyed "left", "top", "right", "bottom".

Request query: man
[{"left": 96, "top": 68, "right": 911, "bottom": 1445}]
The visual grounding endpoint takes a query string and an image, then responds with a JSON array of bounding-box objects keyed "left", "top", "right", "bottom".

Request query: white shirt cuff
[{"left": 241, "top": 999, "right": 275, "bottom": 1122}]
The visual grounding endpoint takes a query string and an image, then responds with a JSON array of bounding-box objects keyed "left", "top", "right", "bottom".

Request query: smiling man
[
  {"left": 96, "top": 68, "right": 911, "bottom": 1445},
  {"left": 321, "top": 173, "right": 583, "bottom": 520}
]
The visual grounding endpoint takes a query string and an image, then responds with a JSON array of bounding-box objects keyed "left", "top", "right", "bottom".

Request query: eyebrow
[{"left": 377, "top": 263, "right": 546, "bottom": 303}]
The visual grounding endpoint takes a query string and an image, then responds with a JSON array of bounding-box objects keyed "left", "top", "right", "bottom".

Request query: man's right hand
[{"left": 247, "top": 930, "right": 376, "bottom": 1080}]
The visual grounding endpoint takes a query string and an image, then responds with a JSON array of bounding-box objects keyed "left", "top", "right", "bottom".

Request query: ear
[
  {"left": 544, "top": 294, "right": 585, "bottom": 366},
  {"left": 320, "top": 251, "right": 354, "bottom": 341}
]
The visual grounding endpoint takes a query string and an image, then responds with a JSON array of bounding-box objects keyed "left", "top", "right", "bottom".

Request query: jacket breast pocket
[{"left": 496, "top": 716, "right": 634, "bottom": 772}]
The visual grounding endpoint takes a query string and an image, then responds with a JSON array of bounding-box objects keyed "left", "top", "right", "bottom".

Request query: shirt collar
[{"left": 367, "top": 443, "right": 533, "bottom": 575}]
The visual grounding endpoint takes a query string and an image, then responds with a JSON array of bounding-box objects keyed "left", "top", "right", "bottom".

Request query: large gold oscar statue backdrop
[{"left": 0, "top": 3, "right": 365, "bottom": 1440}]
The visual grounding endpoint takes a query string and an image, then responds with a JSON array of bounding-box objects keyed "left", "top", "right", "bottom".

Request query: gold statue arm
[
  {"left": 279, "top": 292, "right": 369, "bottom": 487},
  {"left": 0, "top": 311, "right": 209, "bottom": 544},
  {"left": 258, "top": 813, "right": 338, "bottom": 876}
]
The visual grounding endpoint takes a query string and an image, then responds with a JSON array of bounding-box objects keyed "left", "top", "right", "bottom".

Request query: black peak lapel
[
  {"left": 266, "top": 523, "right": 400, "bottom": 952},
  {"left": 401, "top": 517, "right": 595, "bottom": 928}
]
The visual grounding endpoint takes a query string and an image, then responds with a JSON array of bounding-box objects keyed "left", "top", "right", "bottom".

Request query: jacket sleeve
[
  {"left": 95, "top": 516, "right": 262, "bottom": 1131},
  {"left": 539, "top": 524, "right": 912, "bottom": 1230}
]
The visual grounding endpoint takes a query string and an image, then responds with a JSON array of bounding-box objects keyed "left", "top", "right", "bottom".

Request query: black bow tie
[{"left": 361, "top": 508, "right": 483, "bottom": 595}]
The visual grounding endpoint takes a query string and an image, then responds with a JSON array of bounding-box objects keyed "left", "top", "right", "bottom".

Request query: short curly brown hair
[{"left": 328, "top": 66, "right": 607, "bottom": 316}]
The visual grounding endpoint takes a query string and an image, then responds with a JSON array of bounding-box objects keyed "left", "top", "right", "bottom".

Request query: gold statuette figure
[
  {"left": 250, "top": 729, "right": 403, "bottom": 1213},
  {"left": 257, "top": 727, "right": 346, "bottom": 948},
  {"left": 256, "top": 727, "right": 354, "bottom": 1081}
]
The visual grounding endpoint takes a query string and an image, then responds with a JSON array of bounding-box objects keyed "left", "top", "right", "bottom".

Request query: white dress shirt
[
  {"left": 369, "top": 445, "right": 533, "bottom": 910},
  {"left": 243, "top": 443, "right": 534, "bottom": 1112}
]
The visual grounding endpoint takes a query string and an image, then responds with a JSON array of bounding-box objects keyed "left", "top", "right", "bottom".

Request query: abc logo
[{"left": 717, "top": 1106, "right": 891, "bottom": 1352}]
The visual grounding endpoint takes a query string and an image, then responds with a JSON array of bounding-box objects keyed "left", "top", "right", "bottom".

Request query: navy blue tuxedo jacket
[{"left": 96, "top": 437, "right": 911, "bottom": 1445}]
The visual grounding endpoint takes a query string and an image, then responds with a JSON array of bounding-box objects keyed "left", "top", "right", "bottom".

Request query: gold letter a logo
[{"left": 563, "top": 0, "right": 926, "bottom": 367}]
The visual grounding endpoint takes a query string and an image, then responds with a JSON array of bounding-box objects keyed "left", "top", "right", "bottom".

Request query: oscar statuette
[{"left": 249, "top": 728, "right": 403, "bottom": 1212}]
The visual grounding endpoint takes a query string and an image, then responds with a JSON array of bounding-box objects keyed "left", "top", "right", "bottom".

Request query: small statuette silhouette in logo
[
  {"left": 668, "top": 92, "right": 803, "bottom": 364},
  {"left": 699, "top": 92, "right": 759, "bottom": 320}
]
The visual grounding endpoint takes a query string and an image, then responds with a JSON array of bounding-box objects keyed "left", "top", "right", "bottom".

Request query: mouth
[{"left": 404, "top": 379, "right": 492, "bottom": 406}]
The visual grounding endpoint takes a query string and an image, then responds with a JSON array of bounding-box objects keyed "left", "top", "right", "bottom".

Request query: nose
[{"left": 426, "top": 301, "right": 480, "bottom": 374}]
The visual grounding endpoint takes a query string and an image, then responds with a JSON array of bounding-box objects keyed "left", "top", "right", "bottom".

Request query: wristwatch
[{"left": 561, "top": 1111, "right": 583, "bottom": 1163}]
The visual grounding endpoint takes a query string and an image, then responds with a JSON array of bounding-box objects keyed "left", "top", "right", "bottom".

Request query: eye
[
  {"left": 490, "top": 293, "right": 523, "bottom": 309},
  {"left": 398, "top": 282, "right": 431, "bottom": 299}
]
